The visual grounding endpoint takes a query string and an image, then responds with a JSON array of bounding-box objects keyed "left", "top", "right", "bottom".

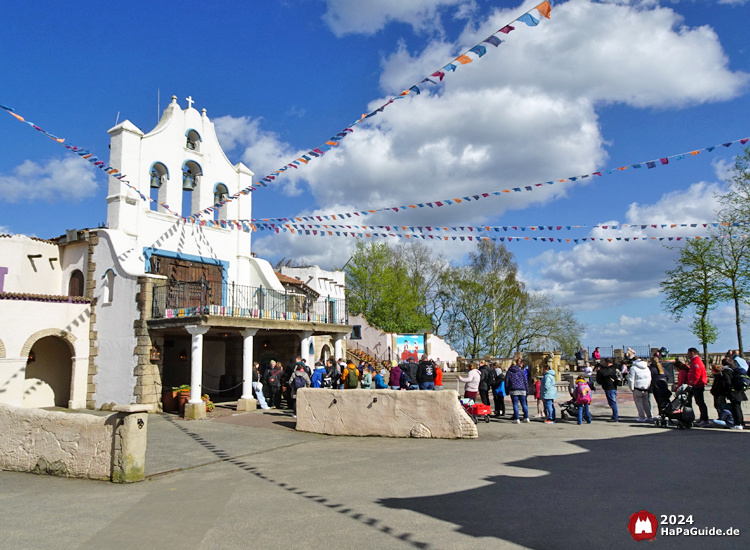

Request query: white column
[
  {"left": 240, "top": 329, "right": 258, "bottom": 399},
  {"left": 333, "top": 334, "right": 344, "bottom": 361},
  {"left": 186, "top": 325, "right": 210, "bottom": 404},
  {"left": 300, "top": 331, "right": 314, "bottom": 365}
]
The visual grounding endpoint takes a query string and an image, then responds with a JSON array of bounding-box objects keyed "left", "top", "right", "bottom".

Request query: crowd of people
[
  {"left": 251, "top": 347, "right": 748, "bottom": 428},
  {"left": 252, "top": 354, "right": 445, "bottom": 416}
]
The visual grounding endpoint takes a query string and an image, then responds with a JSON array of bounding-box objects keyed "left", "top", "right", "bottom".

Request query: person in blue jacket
[
  {"left": 542, "top": 367, "right": 558, "bottom": 423},
  {"left": 310, "top": 361, "right": 327, "bottom": 388}
]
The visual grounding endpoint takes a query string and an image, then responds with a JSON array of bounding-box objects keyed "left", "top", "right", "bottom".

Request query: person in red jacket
[{"left": 687, "top": 347, "right": 709, "bottom": 426}]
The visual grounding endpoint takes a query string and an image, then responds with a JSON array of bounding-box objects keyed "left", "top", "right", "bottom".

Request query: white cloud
[
  {"left": 322, "top": 0, "right": 473, "bottom": 36},
  {"left": 584, "top": 304, "right": 748, "bottom": 352},
  {"left": 526, "top": 182, "right": 723, "bottom": 310},
  {"left": 0, "top": 157, "right": 99, "bottom": 203},
  {"left": 219, "top": 1, "right": 746, "bottom": 268},
  {"left": 214, "top": 115, "right": 308, "bottom": 196},
  {"left": 0, "top": 224, "right": 10, "bottom": 234}
]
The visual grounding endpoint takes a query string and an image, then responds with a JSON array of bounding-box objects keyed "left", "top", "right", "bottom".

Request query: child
[
  {"left": 574, "top": 376, "right": 592, "bottom": 424},
  {"left": 534, "top": 376, "right": 545, "bottom": 418}
]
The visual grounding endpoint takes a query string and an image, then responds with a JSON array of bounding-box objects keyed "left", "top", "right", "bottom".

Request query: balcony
[{"left": 151, "top": 281, "right": 348, "bottom": 325}]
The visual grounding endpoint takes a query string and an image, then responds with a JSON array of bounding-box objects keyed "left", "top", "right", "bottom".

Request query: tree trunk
[{"left": 733, "top": 287, "right": 743, "bottom": 354}]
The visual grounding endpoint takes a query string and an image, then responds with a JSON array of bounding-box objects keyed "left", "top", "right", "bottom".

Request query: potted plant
[
  {"left": 162, "top": 387, "right": 177, "bottom": 413},
  {"left": 176, "top": 385, "right": 191, "bottom": 415},
  {"left": 202, "top": 393, "right": 215, "bottom": 412}
]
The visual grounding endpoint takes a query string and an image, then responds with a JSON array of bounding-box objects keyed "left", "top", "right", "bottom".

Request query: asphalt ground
[{"left": 1, "top": 390, "right": 748, "bottom": 550}]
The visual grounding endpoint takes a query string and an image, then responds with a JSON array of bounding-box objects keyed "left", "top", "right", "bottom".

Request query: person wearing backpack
[
  {"left": 596, "top": 358, "right": 619, "bottom": 422},
  {"left": 342, "top": 362, "right": 360, "bottom": 389},
  {"left": 289, "top": 364, "right": 310, "bottom": 417},
  {"left": 311, "top": 361, "right": 327, "bottom": 388},
  {"left": 542, "top": 367, "right": 558, "bottom": 424},
  {"left": 629, "top": 358, "right": 653, "bottom": 422},
  {"left": 573, "top": 376, "right": 592, "bottom": 424},
  {"left": 727, "top": 357, "right": 748, "bottom": 429},
  {"left": 265, "top": 360, "right": 283, "bottom": 409}
]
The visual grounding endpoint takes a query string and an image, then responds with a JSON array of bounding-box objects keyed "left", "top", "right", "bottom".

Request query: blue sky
[{"left": 1, "top": 0, "right": 749, "bottom": 352}]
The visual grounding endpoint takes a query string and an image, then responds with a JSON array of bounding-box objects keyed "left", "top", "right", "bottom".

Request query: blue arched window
[
  {"left": 186, "top": 129, "right": 201, "bottom": 152},
  {"left": 148, "top": 162, "right": 169, "bottom": 212}
]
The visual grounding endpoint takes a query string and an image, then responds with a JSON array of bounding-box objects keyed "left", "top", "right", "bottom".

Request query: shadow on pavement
[
  {"left": 378, "top": 429, "right": 750, "bottom": 550},
  {"left": 160, "top": 415, "right": 437, "bottom": 549}
]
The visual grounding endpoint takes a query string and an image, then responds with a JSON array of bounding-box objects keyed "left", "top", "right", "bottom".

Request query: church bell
[{"left": 182, "top": 172, "right": 195, "bottom": 190}]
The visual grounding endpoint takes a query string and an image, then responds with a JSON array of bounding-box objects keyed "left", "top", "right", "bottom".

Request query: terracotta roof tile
[{"left": 0, "top": 292, "right": 90, "bottom": 304}]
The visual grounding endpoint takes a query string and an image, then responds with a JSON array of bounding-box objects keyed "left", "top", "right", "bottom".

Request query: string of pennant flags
[
  {"left": 239, "top": 136, "right": 749, "bottom": 223},
  {"left": 247, "top": 221, "right": 749, "bottom": 234},
  {"left": 0, "top": 2, "right": 551, "bottom": 223},
  {"left": 3, "top": 99, "right": 749, "bottom": 240},
  {"left": 188, "top": 1, "right": 554, "bottom": 219},
  {"left": 273, "top": 230, "right": 750, "bottom": 244}
]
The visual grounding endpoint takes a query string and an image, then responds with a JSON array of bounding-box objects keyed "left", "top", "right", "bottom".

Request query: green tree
[
  {"left": 713, "top": 146, "right": 750, "bottom": 353},
  {"left": 344, "top": 240, "right": 431, "bottom": 333},
  {"left": 661, "top": 238, "right": 725, "bottom": 362},
  {"left": 500, "top": 293, "right": 586, "bottom": 358}
]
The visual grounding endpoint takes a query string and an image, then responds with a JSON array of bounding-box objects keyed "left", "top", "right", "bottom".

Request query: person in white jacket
[
  {"left": 628, "top": 359, "right": 653, "bottom": 422},
  {"left": 458, "top": 364, "right": 481, "bottom": 400}
]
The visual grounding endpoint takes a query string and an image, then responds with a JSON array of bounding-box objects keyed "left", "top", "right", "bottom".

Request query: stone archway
[
  {"left": 21, "top": 329, "right": 76, "bottom": 409},
  {"left": 319, "top": 344, "right": 332, "bottom": 362}
]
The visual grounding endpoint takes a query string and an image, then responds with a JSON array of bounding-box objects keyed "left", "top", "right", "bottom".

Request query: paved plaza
[{"left": 1, "top": 390, "right": 748, "bottom": 550}]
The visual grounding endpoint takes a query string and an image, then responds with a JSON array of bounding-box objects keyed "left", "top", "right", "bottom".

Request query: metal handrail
[{"left": 151, "top": 281, "right": 348, "bottom": 325}]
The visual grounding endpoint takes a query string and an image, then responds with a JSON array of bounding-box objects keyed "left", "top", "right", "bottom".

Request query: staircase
[{"left": 347, "top": 347, "right": 378, "bottom": 365}]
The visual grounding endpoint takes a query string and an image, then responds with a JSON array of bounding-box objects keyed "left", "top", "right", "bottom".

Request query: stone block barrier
[
  {"left": 0, "top": 404, "right": 150, "bottom": 483},
  {"left": 295, "top": 389, "right": 478, "bottom": 439}
]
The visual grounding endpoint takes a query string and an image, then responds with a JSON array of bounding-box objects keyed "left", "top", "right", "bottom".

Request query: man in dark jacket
[
  {"left": 325, "top": 358, "right": 339, "bottom": 388},
  {"left": 404, "top": 358, "right": 419, "bottom": 390},
  {"left": 596, "top": 358, "right": 619, "bottom": 422},
  {"left": 265, "top": 360, "right": 283, "bottom": 409},
  {"left": 478, "top": 361, "right": 494, "bottom": 406},
  {"left": 417, "top": 356, "right": 436, "bottom": 390}
]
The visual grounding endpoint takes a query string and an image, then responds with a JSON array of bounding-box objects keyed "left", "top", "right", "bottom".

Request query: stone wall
[
  {"left": 134, "top": 276, "right": 162, "bottom": 411},
  {"left": 295, "top": 389, "right": 477, "bottom": 439},
  {"left": 85, "top": 231, "right": 99, "bottom": 409},
  {"left": 0, "top": 404, "right": 149, "bottom": 482}
]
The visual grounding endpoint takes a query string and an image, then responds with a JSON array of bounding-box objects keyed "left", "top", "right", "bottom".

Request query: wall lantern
[
  {"left": 27, "top": 350, "right": 35, "bottom": 363},
  {"left": 179, "top": 350, "right": 188, "bottom": 361},
  {"left": 150, "top": 346, "right": 162, "bottom": 362}
]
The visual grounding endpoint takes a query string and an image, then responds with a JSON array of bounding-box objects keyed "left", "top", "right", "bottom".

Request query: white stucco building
[{"left": 0, "top": 97, "right": 350, "bottom": 415}]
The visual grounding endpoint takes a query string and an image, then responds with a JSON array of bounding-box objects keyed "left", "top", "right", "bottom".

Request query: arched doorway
[
  {"left": 24, "top": 335, "right": 73, "bottom": 408},
  {"left": 320, "top": 344, "right": 331, "bottom": 362}
]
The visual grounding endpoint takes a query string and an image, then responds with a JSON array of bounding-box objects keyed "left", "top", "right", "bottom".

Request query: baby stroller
[
  {"left": 655, "top": 384, "right": 694, "bottom": 429},
  {"left": 559, "top": 398, "right": 578, "bottom": 420}
]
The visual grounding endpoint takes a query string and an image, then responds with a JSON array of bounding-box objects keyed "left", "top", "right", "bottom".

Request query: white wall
[
  {"left": 348, "top": 314, "right": 392, "bottom": 360},
  {"left": 90, "top": 231, "right": 147, "bottom": 406},
  {"left": 0, "top": 236, "right": 62, "bottom": 295},
  {"left": 0, "top": 300, "right": 90, "bottom": 409},
  {"left": 105, "top": 97, "right": 266, "bottom": 288},
  {"left": 281, "top": 266, "right": 346, "bottom": 299}
]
